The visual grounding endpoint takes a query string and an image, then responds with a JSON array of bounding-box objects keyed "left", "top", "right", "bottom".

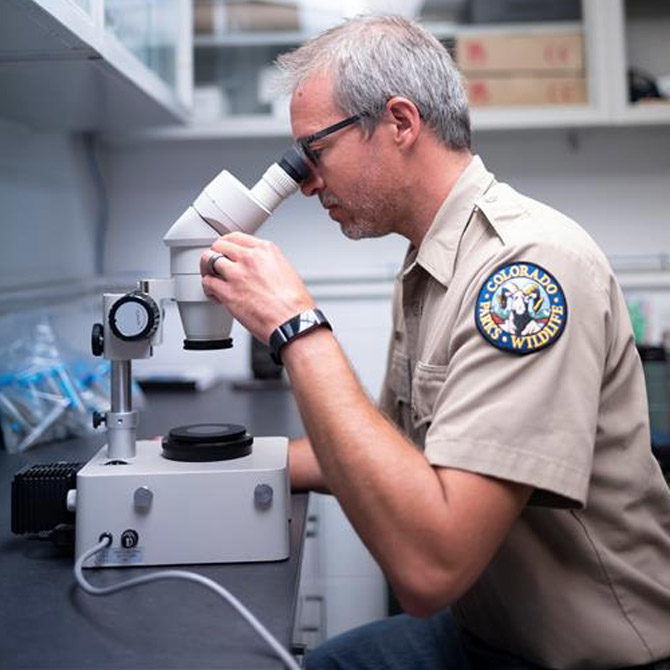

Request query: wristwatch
[{"left": 269, "top": 308, "right": 332, "bottom": 365}]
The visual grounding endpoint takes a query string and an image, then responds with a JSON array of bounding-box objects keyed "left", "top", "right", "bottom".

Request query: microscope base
[{"left": 75, "top": 438, "right": 290, "bottom": 567}]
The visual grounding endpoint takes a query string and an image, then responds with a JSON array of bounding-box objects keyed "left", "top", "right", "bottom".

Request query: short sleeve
[{"left": 424, "top": 243, "right": 610, "bottom": 508}]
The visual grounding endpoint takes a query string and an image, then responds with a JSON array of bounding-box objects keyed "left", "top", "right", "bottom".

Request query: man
[{"left": 201, "top": 15, "right": 670, "bottom": 670}]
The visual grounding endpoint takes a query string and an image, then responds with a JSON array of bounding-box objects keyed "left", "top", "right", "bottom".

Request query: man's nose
[{"left": 301, "top": 169, "right": 325, "bottom": 197}]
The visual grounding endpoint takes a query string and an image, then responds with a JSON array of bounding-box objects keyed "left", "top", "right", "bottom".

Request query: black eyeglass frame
[{"left": 297, "top": 113, "right": 366, "bottom": 166}]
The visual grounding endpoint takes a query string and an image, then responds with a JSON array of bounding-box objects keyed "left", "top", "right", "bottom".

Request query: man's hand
[{"left": 200, "top": 232, "right": 315, "bottom": 343}]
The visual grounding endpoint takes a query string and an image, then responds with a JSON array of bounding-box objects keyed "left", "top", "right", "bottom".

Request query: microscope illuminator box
[{"left": 75, "top": 437, "right": 290, "bottom": 567}]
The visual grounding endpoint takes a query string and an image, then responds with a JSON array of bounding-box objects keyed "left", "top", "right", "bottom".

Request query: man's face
[{"left": 290, "top": 73, "right": 402, "bottom": 241}]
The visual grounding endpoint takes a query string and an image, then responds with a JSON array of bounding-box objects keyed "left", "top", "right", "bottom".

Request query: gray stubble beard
[{"left": 326, "top": 189, "right": 397, "bottom": 241}]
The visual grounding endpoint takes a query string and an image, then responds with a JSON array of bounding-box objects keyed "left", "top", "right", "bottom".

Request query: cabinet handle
[
  {"left": 299, "top": 594, "right": 326, "bottom": 640},
  {"left": 305, "top": 514, "right": 319, "bottom": 538}
]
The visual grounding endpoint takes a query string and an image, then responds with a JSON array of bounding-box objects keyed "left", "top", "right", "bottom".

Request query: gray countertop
[{"left": 0, "top": 381, "right": 308, "bottom": 669}]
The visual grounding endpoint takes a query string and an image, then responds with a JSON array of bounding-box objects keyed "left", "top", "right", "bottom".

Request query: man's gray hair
[{"left": 275, "top": 14, "right": 471, "bottom": 150}]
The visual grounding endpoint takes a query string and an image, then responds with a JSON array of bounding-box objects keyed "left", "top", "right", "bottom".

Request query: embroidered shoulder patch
[{"left": 475, "top": 262, "right": 567, "bottom": 355}]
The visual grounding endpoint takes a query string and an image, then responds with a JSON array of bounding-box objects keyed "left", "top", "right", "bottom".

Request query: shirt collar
[{"left": 402, "top": 155, "right": 495, "bottom": 287}]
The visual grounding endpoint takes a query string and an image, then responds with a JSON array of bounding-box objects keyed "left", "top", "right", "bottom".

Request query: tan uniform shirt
[{"left": 379, "top": 155, "right": 670, "bottom": 668}]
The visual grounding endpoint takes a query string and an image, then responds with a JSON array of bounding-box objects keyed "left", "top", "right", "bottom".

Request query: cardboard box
[
  {"left": 194, "top": 1, "right": 228, "bottom": 35},
  {"left": 226, "top": 3, "right": 299, "bottom": 32},
  {"left": 457, "top": 31, "right": 584, "bottom": 74},
  {"left": 194, "top": 1, "right": 214, "bottom": 34},
  {"left": 194, "top": 1, "right": 299, "bottom": 35},
  {"left": 466, "top": 75, "right": 588, "bottom": 107}
]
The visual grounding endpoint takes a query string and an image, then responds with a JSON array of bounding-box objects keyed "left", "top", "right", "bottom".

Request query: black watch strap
[{"left": 269, "top": 308, "right": 332, "bottom": 365}]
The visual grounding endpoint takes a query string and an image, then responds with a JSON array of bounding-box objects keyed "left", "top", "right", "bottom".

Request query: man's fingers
[
  {"left": 202, "top": 273, "right": 228, "bottom": 300},
  {"left": 209, "top": 253, "right": 224, "bottom": 277},
  {"left": 217, "top": 231, "right": 258, "bottom": 248},
  {"left": 200, "top": 250, "right": 216, "bottom": 276},
  {"left": 200, "top": 250, "right": 229, "bottom": 278},
  {"left": 210, "top": 240, "right": 244, "bottom": 261}
]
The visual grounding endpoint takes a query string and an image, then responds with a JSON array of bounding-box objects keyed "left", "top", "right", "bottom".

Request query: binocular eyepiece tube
[{"left": 163, "top": 145, "right": 311, "bottom": 351}]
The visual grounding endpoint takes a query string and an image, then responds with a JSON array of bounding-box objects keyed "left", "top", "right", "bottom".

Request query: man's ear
[{"left": 386, "top": 96, "right": 422, "bottom": 148}]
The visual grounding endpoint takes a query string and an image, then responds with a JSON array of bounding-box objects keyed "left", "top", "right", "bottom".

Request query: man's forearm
[
  {"left": 281, "top": 329, "right": 458, "bottom": 604},
  {"left": 289, "top": 437, "right": 331, "bottom": 493}
]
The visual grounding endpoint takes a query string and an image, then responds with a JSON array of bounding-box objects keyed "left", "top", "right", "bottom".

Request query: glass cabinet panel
[
  {"left": 624, "top": 0, "right": 670, "bottom": 109},
  {"left": 105, "top": 0, "right": 180, "bottom": 87},
  {"left": 192, "top": 0, "right": 588, "bottom": 124},
  {"left": 70, "top": 0, "right": 93, "bottom": 15}
]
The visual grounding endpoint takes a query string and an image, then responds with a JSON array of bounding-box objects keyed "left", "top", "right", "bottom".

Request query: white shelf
[
  {"left": 431, "top": 20, "right": 583, "bottom": 39},
  {"left": 610, "top": 255, "right": 670, "bottom": 292},
  {"left": 194, "top": 31, "right": 307, "bottom": 48},
  {"left": 109, "top": 104, "right": 670, "bottom": 144},
  {"left": 618, "top": 272, "right": 670, "bottom": 292},
  {"left": 114, "top": 115, "right": 290, "bottom": 141},
  {"left": 614, "top": 103, "right": 670, "bottom": 126},
  {"left": 471, "top": 106, "right": 605, "bottom": 130},
  {"left": 0, "top": 274, "right": 140, "bottom": 314},
  {"left": 193, "top": 20, "right": 583, "bottom": 49},
  {"left": 107, "top": 106, "right": 613, "bottom": 143}
]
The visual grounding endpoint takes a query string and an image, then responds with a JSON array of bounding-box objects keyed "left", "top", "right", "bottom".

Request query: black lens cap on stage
[{"left": 162, "top": 423, "right": 253, "bottom": 462}]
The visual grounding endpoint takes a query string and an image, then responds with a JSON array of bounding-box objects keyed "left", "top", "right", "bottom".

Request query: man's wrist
[{"left": 269, "top": 308, "right": 332, "bottom": 365}]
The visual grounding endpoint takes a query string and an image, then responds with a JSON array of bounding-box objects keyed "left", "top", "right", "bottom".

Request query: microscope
[{"left": 72, "top": 146, "right": 310, "bottom": 568}]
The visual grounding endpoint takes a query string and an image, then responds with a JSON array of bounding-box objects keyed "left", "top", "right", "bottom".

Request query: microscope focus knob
[
  {"left": 108, "top": 291, "right": 160, "bottom": 342},
  {"left": 92, "top": 411, "right": 107, "bottom": 429},
  {"left": 91, "top": 323, "right": 105, "bottom": 356}
]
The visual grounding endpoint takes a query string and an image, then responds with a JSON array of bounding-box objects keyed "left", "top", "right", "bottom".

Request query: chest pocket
[
  {"left": 384, "top": 348, "right": 412, "bottom": 433},
  {"left": 410, "top": 361, "right": 448, "bottom": 446},
  {"left": 388, "top": 348, "right": 411, "bottom": 403}
]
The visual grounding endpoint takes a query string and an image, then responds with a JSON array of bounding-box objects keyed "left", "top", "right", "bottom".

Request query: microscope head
[{"left": 163, "top": 146, "right": 310, "bottom": 350}]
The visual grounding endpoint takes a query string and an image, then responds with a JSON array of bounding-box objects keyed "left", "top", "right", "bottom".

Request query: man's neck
[{"left": 403, "top": 150, "right": 473, "bottom": 249}]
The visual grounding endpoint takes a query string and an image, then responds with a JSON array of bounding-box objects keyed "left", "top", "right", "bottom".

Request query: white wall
[
  {"left": 0, "top": 118, "right": 103, "bottom": 358},
  {"left": 477, "top": 127, "right": 670, "bottom": 258},
  {"left": 0, "top": 118, "right": 98, "bottom": 288}
]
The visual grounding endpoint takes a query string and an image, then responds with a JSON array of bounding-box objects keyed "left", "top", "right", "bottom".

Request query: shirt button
[{"left": 485, "top": 194, "right": 497, "bottom": 203}]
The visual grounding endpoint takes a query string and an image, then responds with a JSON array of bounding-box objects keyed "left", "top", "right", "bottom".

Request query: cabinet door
[
  {"left": 619, "top": 0, "right": 670, "bottom": 124},
  {"left": 0, "top": 0, "right": 191, "bottom": 130},
  {"left": 105, "top": 0, "right": 181, "bottom": 90},
  {"left": 189, "top": 0, "right": 600, "bottom": 132}
]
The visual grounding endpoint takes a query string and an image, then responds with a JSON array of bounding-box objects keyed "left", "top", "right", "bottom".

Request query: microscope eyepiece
[{"left": 278, "top": 145, "right": 311, "bottom": 184}]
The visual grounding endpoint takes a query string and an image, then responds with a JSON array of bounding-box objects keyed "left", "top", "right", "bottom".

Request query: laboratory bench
[{"left": 0, "top": 380, "right": 308, "bottom": 669}]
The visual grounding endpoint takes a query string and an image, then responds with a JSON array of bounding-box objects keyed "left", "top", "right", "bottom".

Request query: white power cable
[{"left": 74, "top": 537, "right": 301, "bottom": 670}]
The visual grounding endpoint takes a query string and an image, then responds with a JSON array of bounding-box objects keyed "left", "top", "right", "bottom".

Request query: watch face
[
  {"left": 299, "top": 313, "right": 318, "bottom": 328},
  {"left": 270, "top": 309, "right": 331, "bottom": 362}
]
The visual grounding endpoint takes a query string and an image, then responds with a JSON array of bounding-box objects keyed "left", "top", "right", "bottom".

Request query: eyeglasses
[{"left": 297, "top": 113, "right": 365, "bottom": 166}]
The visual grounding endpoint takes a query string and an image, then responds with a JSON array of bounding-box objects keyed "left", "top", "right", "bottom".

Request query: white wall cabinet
[
  {"left": 295, "top": 493, "right": 388, "bottom": 648},
  {"left": 119, "top": 0, "right": 670, "bottom": 142},
  {"left": 0, "top": 0, "right": 193, "bottom": 131}
]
